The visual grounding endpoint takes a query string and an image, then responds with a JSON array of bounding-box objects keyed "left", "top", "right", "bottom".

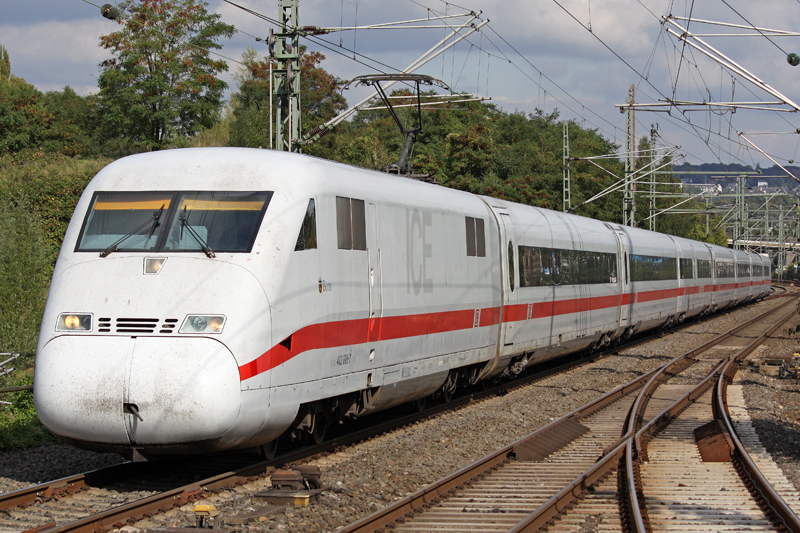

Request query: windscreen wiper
[
  {"left": 179, "top": 206, "right": 216, "bottom": 258},
  {"left": 99, "top": 204, "right": 165, "bottom": 258}
]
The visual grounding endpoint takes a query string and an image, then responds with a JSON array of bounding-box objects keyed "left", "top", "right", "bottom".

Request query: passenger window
[
  {"left": 294, "top": 199, "right": 317, "bottom": 251},
  {"left": 336, "top": 196, "right": 366, "bottom": 251},
  {"left": 465, "top": 216, "right": 486, "bottom": 257}
]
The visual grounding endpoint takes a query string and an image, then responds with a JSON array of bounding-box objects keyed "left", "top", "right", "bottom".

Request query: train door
[
  {"left": 670, "top": 236, "right": 684, "bottom": 317},
  {"left": 562, "top": 217, "right": 587, "bottom": 339},
  {"left": 367, "top": 203, "right": 383, "bottom": 342},
  {"left": 604, "top": 224, "right": 626, "bottom": 332},
  {"left": 613, "top": 226, "right": 632, "bottom": 328},
  {"left": 499, "top": 212, "right": 518, "bottom": 346}
]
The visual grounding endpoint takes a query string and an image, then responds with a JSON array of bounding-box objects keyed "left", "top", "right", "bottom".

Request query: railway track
[
  {"left": 334, "top": 294, "right": 800, "bottom": 533},
  {"left": 0, "top": 295, "right": 793, "bottom": 533}
]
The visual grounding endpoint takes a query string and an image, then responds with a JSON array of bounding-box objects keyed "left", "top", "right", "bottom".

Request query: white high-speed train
[{"left": 33, "top": 148, "right": 771, "bottom": 459}]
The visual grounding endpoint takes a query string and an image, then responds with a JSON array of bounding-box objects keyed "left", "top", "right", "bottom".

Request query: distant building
[{"left": 697, "top": 183, "right": 722, "bottom": 195}]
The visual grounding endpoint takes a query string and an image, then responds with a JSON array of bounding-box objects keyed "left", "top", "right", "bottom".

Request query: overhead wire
[
  {"left": 224, "top": 0, "right": 625, "bottom": 146},
  {"left": 718, "top": 0, "right": 790, "bottom": 56},
  {"left": 195, "top": 0, "right": 800, "bottom": 169},
  {"left": 404, "top": 0, "right": 624, "bottom": 139}
]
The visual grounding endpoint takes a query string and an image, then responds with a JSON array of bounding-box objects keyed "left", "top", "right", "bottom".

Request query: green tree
[
  {"left": 0, "top": 76, "right": 52, "bottom": 156},
  {"left": 98, "top": 0, "right": 234, "bottom": 150},
  {"left": 41, "top": 88, "right": 105, "bottom": 156},
  {"left": 229, "top": 46, "right": 348, "bottom": 151},
  {"left": 0, "top": 44, "right": 9, "bottom": 81}
]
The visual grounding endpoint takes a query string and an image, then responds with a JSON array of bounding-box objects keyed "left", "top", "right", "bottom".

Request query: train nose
[{"left": 34, "top": 336, "right": 241, "bottom": 447}]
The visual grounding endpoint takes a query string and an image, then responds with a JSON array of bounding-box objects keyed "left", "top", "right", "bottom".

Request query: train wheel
[
  {"left": 260, "top": 439, "right": 279, "bottom": 460},
  {"left": 441, "top": 387, "right": 453, "bottom": 403},
  {"left": 440, "top": 371, "right": 457, "bottom": 403},
  {"left": 414, "top": 397, "right": 427, "bottom": 412},
  {"left": 311, "top": 413, "right": 326, "bottom": 445}
]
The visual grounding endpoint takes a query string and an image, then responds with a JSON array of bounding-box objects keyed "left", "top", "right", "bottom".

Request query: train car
[{"left": 33, "top": 148, "right": 766, "bottom": 459}]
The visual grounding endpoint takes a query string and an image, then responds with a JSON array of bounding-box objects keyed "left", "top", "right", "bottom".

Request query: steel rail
[
  {"left": 625, "top": 359, "right": 727, "bottom": 533},
  {"left": 0, "top": 462, "right": 154, "bottom": 511},
  {"left": 421, "top": 295, "right": 797, "bottom": 533},
  {"left": 625, "top": 295, "right": 800, "bottom": 533},
  {"left": 715, "top": 307, "right": 800, "bottom": 533},
  {"left": 334, "top": 367, "right": 660, "bottom": 533},
  {"left": 491, "top": 295, "right": 796, "bottom": 533}
]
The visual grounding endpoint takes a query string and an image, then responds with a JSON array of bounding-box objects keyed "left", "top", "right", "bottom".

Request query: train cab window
[
  {"left": 680, "top": 258, "right": 694, "bottom": 279},
  {"left": 508, "top": 240, "right": 515, "bottom": 291},
  {"left": 336, "top": 197, "right": 366, "bottom": 251},
  {"left": 77, "top": 192, "right": 173, "bottom": 252},
  {"left": 465, "top": 216, "right": 486, "bottom": 257},
  {"left": 76, "top": 191, "right": 272, "bottom": 254},
  {"left": 294, "top": 199, "right": 317, "bottom": 251},
  {"left": 163, "top": 192, "right": 271, "bottom": 253}
]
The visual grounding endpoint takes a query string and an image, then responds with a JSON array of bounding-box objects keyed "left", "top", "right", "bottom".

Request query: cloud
[{"left": 1, "top": 19, "right": 113, "bottom": 93}]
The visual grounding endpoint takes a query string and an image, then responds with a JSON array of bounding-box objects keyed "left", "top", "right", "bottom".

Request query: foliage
[
  {"left": 0, "top": 151, "right": 107, "bottom": 247},
  {"left": 98, "top": 0, "right": 235, "bottom": 151},
  {"left": 229, "top": 46, "right": 348, "bottom": 151},
  {"left": 0, "top": 44, "right": 9, "bottom": 81},
  {"left": 0, "top": 46, "right": 104, "bottom": 157},
  {"left": 0, "top": 200, "right": 56, "bottom": 354},
  {"left": 40, "top": 88, "right": 105, "bottom": 157},
  {"left": 0, "top": 371, "right": 58, "bottom": 453},
  {"left": 0, "top": 75, "right": 53, "bottom": 156}
]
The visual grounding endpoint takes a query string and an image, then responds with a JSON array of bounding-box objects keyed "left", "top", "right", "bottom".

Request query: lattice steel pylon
[
  {"left": 563, "top": 122, "right": 571, "bottom": 213},
  {"left": 624, "top": 85, "right": 636, "bottom": 227},
  {"left": 271, "top": 0, "right": 302, "bottom": 152}
]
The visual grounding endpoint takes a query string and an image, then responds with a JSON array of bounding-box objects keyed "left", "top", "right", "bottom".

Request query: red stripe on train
[{"left": 238, "top": 281, "right": 770, "bottom": 381}]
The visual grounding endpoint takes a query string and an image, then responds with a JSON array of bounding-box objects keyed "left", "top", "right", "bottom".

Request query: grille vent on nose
[
  {"left": 116, "top": 318, "right": 159, "bottom": 333},
  {"left": 114, "top": 317, "right": 179, "bottom": 334}
]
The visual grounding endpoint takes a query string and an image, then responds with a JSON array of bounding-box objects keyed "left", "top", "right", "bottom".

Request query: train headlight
[
  {"left": 57, "top": 313, "right": 92, "bottom": 332},
  {"left": 180, "top": 315, "right": 226, "bottom": 334},
  {"left": 191, "top": 316, "right": 208, "bottom": 331},
  {"left": 144, "top": 257, "right": 166, "bottom": 274}
]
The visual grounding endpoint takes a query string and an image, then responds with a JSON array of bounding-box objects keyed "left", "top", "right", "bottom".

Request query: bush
[
  {"left": 0, "top": 151, "right": 108, "bottom": 248},
  {"left": 0, "top": 200, "right": 56, "bottom": 354},
  {"left": 0, "top": 371, "right": 58, "bottom": 452}
]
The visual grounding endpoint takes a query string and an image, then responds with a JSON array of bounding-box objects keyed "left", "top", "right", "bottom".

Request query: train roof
[{"left": 87, "top": 147, "right": 433, "bottom": 192}]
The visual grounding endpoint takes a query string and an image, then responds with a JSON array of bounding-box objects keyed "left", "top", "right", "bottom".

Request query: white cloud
[{"left": 1, "top": 19, "right": 113, "bottom": 93}]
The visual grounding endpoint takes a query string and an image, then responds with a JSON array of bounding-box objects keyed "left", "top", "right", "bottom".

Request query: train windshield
[
  {"left": 76, "top": 191, "right": 272, "bottom": 254},
  {"left": 163, "top": 192, "right": 272, "bottom": 253},
  {"left": 77, "top": 192, "right": 173, "bottom": 252}
]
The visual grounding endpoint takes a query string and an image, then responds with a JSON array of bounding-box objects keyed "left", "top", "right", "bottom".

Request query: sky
[{"left": 3, "top": 0, "right": 800, "bottom": 171}]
